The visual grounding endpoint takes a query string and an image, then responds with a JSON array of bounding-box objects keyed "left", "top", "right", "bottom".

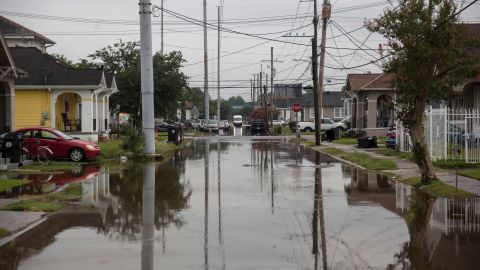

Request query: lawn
[
  {"left": 333, "top": 137, "right": 386, "bottom": 145},
  {"left": 0, "top": 179, "right": 31, "bottom": 193},
  {"left": 45, "top": 183, "right": 83, "bottom": 201},
  {"left": 1, "top": 200, "right": 62, "bottom": 212},
  {"left": 21, "top": 161, "right": 85, "bottom": 172},
  {"left": 0, "top": 228, "right": 10, "bottom": 239},
  {"left": 401, "top": 177, "right": 473, "bottom": 198},
  {"left": 457, "top": 169, "right": 480, "bottom": 181},
  {"left": 320, "top": 147, "right": 397, "bottom": 170},
  {"left": 377, "top": 148, "right": 413, "bottom": 160}
]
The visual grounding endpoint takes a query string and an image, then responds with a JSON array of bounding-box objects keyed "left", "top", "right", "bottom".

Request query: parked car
[
  {"left": 13, "top": 127, "right": 100, "bottom": 162},
  {"left": 206, "top": 119, "right": 219, "bottom": 131},
  {"left": 297, "top": 118, "right": 347, "bottom": 132},
  {"left": 272, "top": 119, "right": 285, "bottom": 126},
  {"left": 385, "top": 129, "right": 397, "bottom": 149},
  {"left": 155, "top": 122, "right": 174, "bottom": 132},
  {"left": 219, "top": 120, "right": 230, "bottom": 131},
  {"left": 251, "top": 119, "right": 266, "bottom": 135},
  {"left": 198, "top": 119, "right": 207, "bottom": 131},
  {"left": 233, "top": 115, "right": 243, "bottom": 127},
  {"left": 190, "top": 119, "right": 200, "bottom": 129}
]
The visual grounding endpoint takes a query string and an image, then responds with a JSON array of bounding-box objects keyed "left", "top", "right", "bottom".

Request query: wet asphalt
[{"left": 1, "top": 131, "right": 480, "bottom": 270}]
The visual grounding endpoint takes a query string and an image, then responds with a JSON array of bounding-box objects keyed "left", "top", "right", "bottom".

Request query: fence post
[
  {"left": 444, "top": 107, "right": 448, "bottom": 160},
  {"left": 465, "top": 108, "right": 469, "bottom": 162},
  {"left": 429, "top": 106, "right": 433, "bottom": 159}
]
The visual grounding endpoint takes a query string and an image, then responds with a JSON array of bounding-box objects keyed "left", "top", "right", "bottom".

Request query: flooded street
[{"left": 1, "top": 138, "right": 480, "bottom": 269}]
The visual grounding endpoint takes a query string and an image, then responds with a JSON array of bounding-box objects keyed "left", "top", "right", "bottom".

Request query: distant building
[{"left": 302, "top": 91, "right": 344, "bottom": 122}]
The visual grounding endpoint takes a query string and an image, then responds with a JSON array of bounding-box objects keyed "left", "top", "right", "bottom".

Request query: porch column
[
  {"left": 5, "top": 81, "right": 15, "bottom": 131},
  {"left": 93, "top": 94, "right": 97, "bottom": 132},
  {"left": 50, "top": 91, "right": 57, "bottom": 129},
  {"left": 81, "top": 93, "right": 94, "bottom": 132},
  {"left": 105, "top": 95, "right": 110, "bottom": 130},
  {"left": 367, "top": 100, "right": 377, "bottom": 130},
  {"left": 97, "top": 94, "right": 105, "bottom": 132}
]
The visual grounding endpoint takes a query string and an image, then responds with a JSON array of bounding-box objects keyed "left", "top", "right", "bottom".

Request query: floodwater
[{"left": 1, "top": 137, "right": 480, "bottom": 270}]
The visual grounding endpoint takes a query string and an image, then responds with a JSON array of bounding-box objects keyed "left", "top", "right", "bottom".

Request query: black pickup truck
[{"left": 251, "top": 119, "right": 266, "bottom": 135}]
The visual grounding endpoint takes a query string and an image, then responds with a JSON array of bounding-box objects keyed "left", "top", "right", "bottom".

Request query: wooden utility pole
[
  {"left": 263, "top": 84, "right": 269, "bottom": 134},
  {"left": 312, "top": 0, "right": 330, "bottom": 146},
  {"left": 318, "top": 0, "right": 330, "bottom": 143},
  {"left": 312, "top": 0, "right": 321, "bottom": 145}
]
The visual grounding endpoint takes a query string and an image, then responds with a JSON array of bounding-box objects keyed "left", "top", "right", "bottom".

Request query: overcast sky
[{"left": 1, "top": 0, "right": 478, "bottom": 100}]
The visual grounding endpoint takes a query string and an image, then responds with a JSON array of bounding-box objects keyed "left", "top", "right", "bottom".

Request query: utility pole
[
  {"left": 160, "top": 0, "right": 164, "bottom": 54},
  {"left": 139, "top": 0, "right": 155, "bottom": 154},
  {"left": 250, "top": 78, "right": 253, "bottom": 110},
  {"left": 217, "top": 5, "right": 221, "bottom": 121},
  {"left": 203, "top": 0, "right": 209, "bottom": 121},
  {"left": 263, "top": 83, "right": 269, "bottom": 135},
  {"left": 270, "top": 47, "right": 274, "bottom": 127},
  {"left": 252, "top": 74, "right": 256, "bottom": 109},
  {"left": 318, "top": 0, "right": 331, "bottom": 141},
  {"left": 312, "top": 0, "right": 321, "bottom": 146}
]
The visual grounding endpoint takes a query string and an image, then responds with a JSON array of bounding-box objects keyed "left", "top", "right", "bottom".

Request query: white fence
[{"left": 398, "top": 107, "right": 480, "bottom": 163}]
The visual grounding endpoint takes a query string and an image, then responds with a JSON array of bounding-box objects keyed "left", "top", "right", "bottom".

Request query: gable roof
[
  {"left": 0, "top": 30, "right": 16, "bottom": 76},
  {"left": 346, "top": 73, "right": 394, "bottom": 91},
  {"left": 10, "top": 47, "right": 104, "bottom": 86},
  {"left": 0, "top": 15, "right": 55, "bottom": 45},
  {"left": 302, "top": 91, "right": 343, "bottom": 108},
  {"left": 463, "top": 23, "right": 480, "bottom": 80}
]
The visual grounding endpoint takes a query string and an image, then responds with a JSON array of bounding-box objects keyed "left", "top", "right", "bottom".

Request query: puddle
[{"left": 0, "top": 139, "right": 479, "bottom": 269}]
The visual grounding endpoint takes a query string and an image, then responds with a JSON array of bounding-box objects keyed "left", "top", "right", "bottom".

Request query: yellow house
[{"left": 11, "top": 47, "right": 118, "bottom": 142}]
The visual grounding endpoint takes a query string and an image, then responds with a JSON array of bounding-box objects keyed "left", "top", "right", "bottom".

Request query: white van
[{"left": 233, "top": 115, "right": 243, "bottom": 127}]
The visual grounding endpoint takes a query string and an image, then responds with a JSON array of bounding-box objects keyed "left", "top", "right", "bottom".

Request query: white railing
[{"left": 397, "top": 107, "right": 480, "bottom": 163}]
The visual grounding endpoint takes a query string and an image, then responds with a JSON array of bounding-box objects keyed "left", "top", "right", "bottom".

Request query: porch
[{"left": 351, "top": 91, "right": 395, "bottom": 137}]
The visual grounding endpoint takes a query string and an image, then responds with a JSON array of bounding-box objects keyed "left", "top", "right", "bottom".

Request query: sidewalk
[{"left": 310, "top": 141, "right": 480, "bottom": 197}]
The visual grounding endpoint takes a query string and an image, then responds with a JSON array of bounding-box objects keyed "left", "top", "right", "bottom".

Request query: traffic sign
[{"left": 291, "top": 103, "right": 302, "bottom": 113}]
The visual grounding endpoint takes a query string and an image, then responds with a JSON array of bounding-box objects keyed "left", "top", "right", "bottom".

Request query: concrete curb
[{"left": 0, "top": 216, "right": 48, "bottom": 248}]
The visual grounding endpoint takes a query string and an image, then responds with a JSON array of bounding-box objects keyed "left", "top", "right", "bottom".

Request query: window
[
  {"left": 334, "top": 107, "right": 344, "bottom": 119},
  {"left": 310, "top": 108, "right": 315, "bottom": 119}
]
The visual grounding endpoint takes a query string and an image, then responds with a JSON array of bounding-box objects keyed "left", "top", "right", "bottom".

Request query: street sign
[{"left": 291, "top": 103, "right": 302, "bottom": 113}]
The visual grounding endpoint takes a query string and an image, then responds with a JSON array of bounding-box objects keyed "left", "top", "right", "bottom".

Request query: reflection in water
[
  {"left": 141, "top": 163, "right": 155, "bottom": 270},
  {"left": 312, "top": 151, "right": 328, "bottom": 270},
  {"left": 393, "top": 184, "right": 480, "bottom": 269},
  {"left": 204, "top": 141, "right": 209, "bottom": 270}
]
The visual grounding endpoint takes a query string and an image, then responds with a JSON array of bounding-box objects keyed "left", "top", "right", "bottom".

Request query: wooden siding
[{"left": 14, "top": 89, "right": 51, "bottom": 129}]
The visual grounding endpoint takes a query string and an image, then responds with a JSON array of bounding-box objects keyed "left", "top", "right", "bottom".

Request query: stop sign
[{"left": 291, "top": 103, "right": 302, "bottom": 113}]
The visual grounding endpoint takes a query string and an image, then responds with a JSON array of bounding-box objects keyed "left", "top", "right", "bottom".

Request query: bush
[
  {"left": 344, "top": 129, "right": 366, "bottom": 138},
  {"left": 274, "top": 126, "right": 282, "bottom": 135},
  {"left": 125, "top": 124, "right": 144, "bottom": 156},
  {"left": 289, "top": 121, "right": 297, "bottom": 132}
]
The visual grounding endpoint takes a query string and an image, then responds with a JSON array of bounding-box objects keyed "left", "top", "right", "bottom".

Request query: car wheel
[
  {"left": 69, "top": 148, "right": 85, "bottom": 162},
  {"left": 304, "top": 127, "right": 313, "bottom": 132}
]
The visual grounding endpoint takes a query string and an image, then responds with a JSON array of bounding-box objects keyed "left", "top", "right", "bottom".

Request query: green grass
[
  {"left": 334, "top": 137, "right": 358, "bottom": 145},
  {"left": 377, "top": 148, "right": 413, "bottom": 160},
  {"left": 1, "top": 200, "right": 62, "bottom": 212},
  {"left": 457, "top": 169, "right": 480, "bottom": 181},
  {"left": 45, "top": 183, "right": 83, "bottom": 201},
  {"left": 0, "top": 228, "right": 10, "bottom": 239},
  {"left": 320, "top": 147, "right": 397, "bottom": 170},
  {"left": 98, "top": 139, "right": 126, "bottom": 159},
  {"left": 433, "top": 160, "right": 480, "bottom": 169},
  {"left": 22, "top": 161, "right": 85, "bottom": 172},
  {"left": 0, "top": 179, "right": 31, "bottom": 192},
  {"left": 400, "top": 177, "right": 473, "bottom": 198}
]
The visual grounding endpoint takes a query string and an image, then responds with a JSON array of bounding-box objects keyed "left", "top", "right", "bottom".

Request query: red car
[{"left": 14, "top": 127, "right": 100, "bottom": 162}]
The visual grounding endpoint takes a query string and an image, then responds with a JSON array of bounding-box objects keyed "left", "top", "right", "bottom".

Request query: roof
[
  {"left": 345, "top": 73, "right": 394, "bottom": 91},
  {"left": 0, "top": 15, "right": 55, "bottom": 45},
  {"left": 0, "top": 30, "right": 16, "bottom": 77},
  {"left": 10, "top": 47, "right": 104, "bottom": 86},
  {"left": 302, "top": 91, "right": 343, "bottom": 107},
  {"left": 463, "top": 23, "right": 480, "bottom": 80}
]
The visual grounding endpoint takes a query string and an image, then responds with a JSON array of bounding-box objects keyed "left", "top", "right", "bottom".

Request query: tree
[
  {"left": 367, "top": 0, "right": 478, "bottom": 184},
  {"left": 227, "top": 95, "right": 246, "bottom": 107},
  {"left": 210, "top": 99, "right": 233, "bottom": 120},
  {"left": 87, "top": 40, "right": 189, "bottom": 120}
]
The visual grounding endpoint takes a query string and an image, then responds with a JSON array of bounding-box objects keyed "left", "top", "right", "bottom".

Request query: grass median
[
  {"left": 0, "top": 228, "right": 10, "bottom": 239},
  {"left": 401, "top": 177, "right": 473, "bottom": 198},
  {"left": 320, "top": 147, "right": 397, "bottom": 170}
]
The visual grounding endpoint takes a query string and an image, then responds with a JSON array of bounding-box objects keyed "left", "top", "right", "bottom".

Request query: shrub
[{"left": 125, "top": 124, "right": 144, "bottom": 156}]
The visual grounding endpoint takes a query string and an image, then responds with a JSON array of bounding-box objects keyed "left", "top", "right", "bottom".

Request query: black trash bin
[
  {"left": 167, "top": 125, "right": 184, "bottom": 143},
  {"left": 325, "top": 129, "right": 336, "bottom": 141},
  {"left": 357, "top": 136, "right": 377, "bottom": 148},
  {"left": 167, "top": 126, "right": 179, "bottom": 142},
  {"left": 1, "top": 133, "right": 24, "bottom": 163}
]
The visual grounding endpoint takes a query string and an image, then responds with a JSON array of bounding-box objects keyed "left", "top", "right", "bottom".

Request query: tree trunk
[{"left": 409, "top": 93, "right": 437, "bottom": 185}]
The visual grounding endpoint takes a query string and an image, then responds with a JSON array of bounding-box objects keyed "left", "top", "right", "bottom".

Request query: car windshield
[
  {"left": 54, "top": 130, "right": 74, "bottom": 140},
  {"left": 209, "top": 120, "right": 218, "bottom": 124},
  {"left": 234, "top": 116, "right": 241, "bottom": 120}
]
